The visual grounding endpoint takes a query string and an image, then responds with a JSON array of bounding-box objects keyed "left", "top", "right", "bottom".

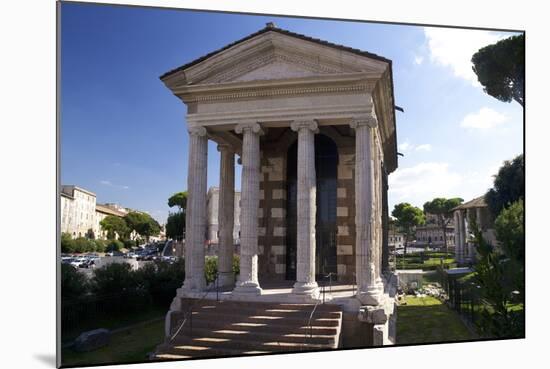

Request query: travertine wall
[{"left": 257, "top": 135, "right": 358, "bottom": 283}]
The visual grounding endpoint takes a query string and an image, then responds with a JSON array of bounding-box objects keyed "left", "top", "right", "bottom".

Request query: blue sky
[{"left": 60, "top": 2, "right": 523, "bottom": 223}]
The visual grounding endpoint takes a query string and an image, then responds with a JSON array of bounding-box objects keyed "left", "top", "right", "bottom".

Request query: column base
[
  {"left": 217, "top": 272, "right": 235, "bottom": 289},
  {"left": 292, "top": 281, "right": 320, "bottom": 298},
  {"left": 356, "top": 283, "right": 384, "bottom": 305},
  {"left": 232, "top": 281, "right": 262, "bottom": 296}
]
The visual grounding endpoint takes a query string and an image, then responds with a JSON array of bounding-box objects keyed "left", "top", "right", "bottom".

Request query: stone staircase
[{"left": 153, "top": 298, "right": 343, "bottom": 360}]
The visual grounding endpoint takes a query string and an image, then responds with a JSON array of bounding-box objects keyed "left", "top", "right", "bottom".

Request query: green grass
[
  {"left": 62, "top": 318, "right": 165, "bottom": 366},
  {"left": 396, "top": 252, "right": 457, "bottom": 271},
  {"left": 62, "top": 306, "right": 167, "bottom": 343},
  {"left": 397, "top": 296, "right": 477, "bottom": 345}
]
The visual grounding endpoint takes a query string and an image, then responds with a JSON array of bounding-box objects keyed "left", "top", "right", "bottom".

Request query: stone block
[
  {"left": 271, "top": 208, "right": 284, "bottom": 218},
  {"left": 275, "top": 263, "right": 285, "bottom": 274},
  {"left": 337, "top": 264, "right": 347, "bottom": 275},
  {"left": 73, "top": 329, "right": 111, "bottom": 352},
  {"left": 272, "top": 189, "right": 285, "bottom": 200},
  {"left": 337, "top": 187, "right": 347, "bottom": 198},
  {"left": 271, "top": 245, "right": 285, "bottom": 255},
  {"left": 338, "top": 225, "right": 349, "bottom": 236},
  {"left": 273, "top": 227, "right": 286, "bottom": 237},
  {"left": 337, "top": 245, "right": 353, "bottom": 255},
  {"left": 337, "top": 207, "right": 348, "bottom": 217}
]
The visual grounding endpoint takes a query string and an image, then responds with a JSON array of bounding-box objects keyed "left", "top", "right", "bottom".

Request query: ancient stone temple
[{"left": 156, "top": 23, "right": 399, "bottom": 355}]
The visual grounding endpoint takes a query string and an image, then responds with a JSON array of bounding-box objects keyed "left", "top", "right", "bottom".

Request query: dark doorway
[{"left": 286, "top": 134, "right": 338, "bottom": 280}]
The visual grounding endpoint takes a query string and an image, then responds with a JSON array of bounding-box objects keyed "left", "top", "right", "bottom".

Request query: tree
[
  {"left": 485, "top": 154, "right": 524, "bottom": 217},
  {"left": 100, "top": 215, "right": 129, "bottom": 240},
  {"left": 166, "top": 211, "right": 185, "bottom": 240},
  {"left": 168, "top": 191, "right": 188, "bottom": 210},
  {"left": 423, "top": 197, "right": 463, "bottom": 255},
  {"left": 166, "top": 191, "right": 188, "bottom": 240},
  {"left": 494, "top": 199, "right": 524, "bottom": 295},
  {"left": 472, "top": 219, "right": 524, "bottom": 338},
  {"left": 472, "top": 34, "right": 524, "bottom": 107},
  {"left": 391, "top": 203, "right": 425, "bottom": 255},
  {"left": 125, "top": 211, "right": 161, "bottom": 242}
]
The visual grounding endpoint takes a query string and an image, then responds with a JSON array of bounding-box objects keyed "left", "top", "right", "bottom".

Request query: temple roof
[
  {"left": 453, "top": 196, "right": 487, "bottom": 211},
  {"left": 160, "top": 23, "right": 392, "bottom": 80}
]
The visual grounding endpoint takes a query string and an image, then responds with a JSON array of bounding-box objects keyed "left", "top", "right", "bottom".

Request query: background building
[
  {"left": 206, "top": 186, "right": 241, "bottom": 245},
  {"left": 60, "top": 184, "right": 157, "bottom": 241}
]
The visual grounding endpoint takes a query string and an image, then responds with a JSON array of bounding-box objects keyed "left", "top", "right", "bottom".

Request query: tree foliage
[
  {"left": 124, "top": 211, "right": 161, "bottom": 242},
  {"left": 472, "top": 219, "right": 524, "bottom": 338},
  {"left": 423, "top": 197, "right": 463, "bottom": 253},
  {"left": 391, "top": 203, "right": 425, "bottom": 254},
  {"left": 485, "top": 154, "right": 524, "bottom": 217},
  {"left": 166, "top": 211, "right": 185, "bottom": 240},
  {"left": 100, "top": 215, "right": 129, "bottom": 240},
  {"left": 494, "top": 199, "right": 524, "bottom": 293},
  {"left": 168, "top": 191, "right": 188, "bottom": 210},
  {"left": 472, "top": 34, "right": 524, "bottom": 106}
]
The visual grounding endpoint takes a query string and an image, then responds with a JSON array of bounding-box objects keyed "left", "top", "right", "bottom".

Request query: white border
[{"left": 1, "top": 1, "right": 547, "bottom": 368}]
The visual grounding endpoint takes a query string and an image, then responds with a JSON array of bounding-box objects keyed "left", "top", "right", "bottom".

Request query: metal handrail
[
  {"left": 169, "top": 272, "right": 219, "bottom": 342},
  {"left": 302, "top": 272, "right": 335, "bottom": 349}
]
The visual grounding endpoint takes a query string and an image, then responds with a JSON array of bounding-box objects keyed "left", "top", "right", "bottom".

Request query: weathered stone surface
[
  {"left": 74, "top": 329, "right": 111, "bottom": 352},
  {"left": 217, "top": 144, "right": 235, "bottom": 288}
]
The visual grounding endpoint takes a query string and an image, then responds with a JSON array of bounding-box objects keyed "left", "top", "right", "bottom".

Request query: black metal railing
[{"left": 169, "top": 272, "right": 220, "bottom": 342}]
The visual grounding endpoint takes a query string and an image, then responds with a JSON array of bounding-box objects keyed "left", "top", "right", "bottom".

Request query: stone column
[
  {"left": 217, "top": 144, "right": 235, "bottom": 288},
  {"left": 183, "top": 126, "right": 208, "bottom": 292},
  {"left": 290, "top": 119, "right": 319, "bottom": 297},
  {"left": 454, "top": 211, "right": 461, "bottom": 262},
  {"left": 233, "top": 122, "right": 263, "bottom": 295},
  {"left": 457, "top": 209, "right": 464, "bottom": 264},
  {"left": 351, "top": 114, "right": 384, "bottom": 305},
  {"left": 476, "top": 207, "right": 483, "bottom": 230}
]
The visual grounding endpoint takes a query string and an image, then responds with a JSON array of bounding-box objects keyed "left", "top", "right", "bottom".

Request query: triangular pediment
[{"left": 171, "top": 30, "right": 389, "bottom": 86}]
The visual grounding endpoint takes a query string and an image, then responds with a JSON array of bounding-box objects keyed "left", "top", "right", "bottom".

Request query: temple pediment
[{"left": 161, "top": 27, "right": 389, "bottom": 88}]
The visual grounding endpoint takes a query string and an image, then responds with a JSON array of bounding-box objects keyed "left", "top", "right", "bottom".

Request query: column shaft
[
  {"left": 291, "top": 120, "right": 319, "bottom": 297},
  {"left": 183, "top": 126, "right": 208, "bottom": 292},
  {"left": 351, "top": 115, "right": 383, "bottom": 305},
  {"left": 218, "top": 144, "right": 235, "bottom": 288},
  {"left": 233, "top": 122, "right": 263, "bottom": 295}
]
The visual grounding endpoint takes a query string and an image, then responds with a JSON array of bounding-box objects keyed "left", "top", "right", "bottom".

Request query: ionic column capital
[
  {"left": 235, "top": 121, "right": 264, "bottom": 135},
  {"left": 188, "top": 126, "right": 208, "bottom": 137},
  {"left": 291, "top": 119, "right": 319, "bottom": 133},
  {"left": 350, "top": 113, "right": 378, "bottom": 129}
]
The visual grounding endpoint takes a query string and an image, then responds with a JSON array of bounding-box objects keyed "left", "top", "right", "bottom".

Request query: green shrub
[
  {"left": 123, "top": 239, "right": 136, "bottom": 249},
  {"left": 205, "top": 256, "right": 218, "bottom": 284},
  {"left": 61, "top": 263, "right": 89, "bottom": 300},
  {"left": 137, "top": 259, "right": 185, "bottom": 307},
  {"left": 61, "top": 232, "right": 75, "bottom": 253},
  {"left": 73, "top": 237, "right": 95, "bottom": 253},
  {"left": 233, "top": 254, "right": 240, "bottom": 276},
  {"left": 94, "top": 239, "right": 106, "bottom": 253},
  {"left": 106, "top": 239, "right": 123, "bottom": 252}
]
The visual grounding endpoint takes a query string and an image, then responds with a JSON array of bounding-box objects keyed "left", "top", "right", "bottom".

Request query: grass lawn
[
  {"left": 396, "top": 252, "right": 457, "bottom": 271},
  {"left": 397, "top": 296, "right": 477, "bottom": 345},
  {"left": 62, "top": 306, "right": 168, "bottom": 343},
  {"left": 62, "top": 318, "right": 165, "bottom": 367}
]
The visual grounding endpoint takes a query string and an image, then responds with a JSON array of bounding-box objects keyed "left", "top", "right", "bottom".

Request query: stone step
[
  {"left": 154, "top": 343, "right": 269, "bottom": 360},
  {"left": 179, "top": 298, "right": 342, "bottom": 313},
  {"left": 180, "top": 302, "right": 342, "bottom": 320},
  {"left": 171, "top": 327, "right": 336, "bottom": 345},
  {"left": 169, "top": 316, "right": 339, "bottom": 336},
  {"left": 170, "top": 309, "right": 341, "bottom": 329},
  {"left": 165, "top": 335, "right": 331, "bottom": 352}
]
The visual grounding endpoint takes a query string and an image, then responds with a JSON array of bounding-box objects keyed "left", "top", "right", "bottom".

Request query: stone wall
[{"left": 256, "top": 130, "right": 358, "bottom": 283}]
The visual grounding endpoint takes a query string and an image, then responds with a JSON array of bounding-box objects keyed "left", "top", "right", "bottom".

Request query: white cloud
[
  {"left": 414, "top": 55, "right": 424, "bottom": 65},
  {"left": 460, "top": 107, "right": 509, "bottom": 130},
  {"left": 398, "top": 140, "right": 432, "bottom": 153},
  {"left": 398, "top": 140, "right": 412, "bottom": 152},
  {"left": 415, "top": 144, "right": 432, "bottom": 152},
  {"left": 99, "top": 180, "right": 129, "bottom": 190},
  {"left": 424, "top": 27, "right": 504, "bottom": 85},
  {"left": 389, "top": 162, "right": 462, "bottom": 204}
]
